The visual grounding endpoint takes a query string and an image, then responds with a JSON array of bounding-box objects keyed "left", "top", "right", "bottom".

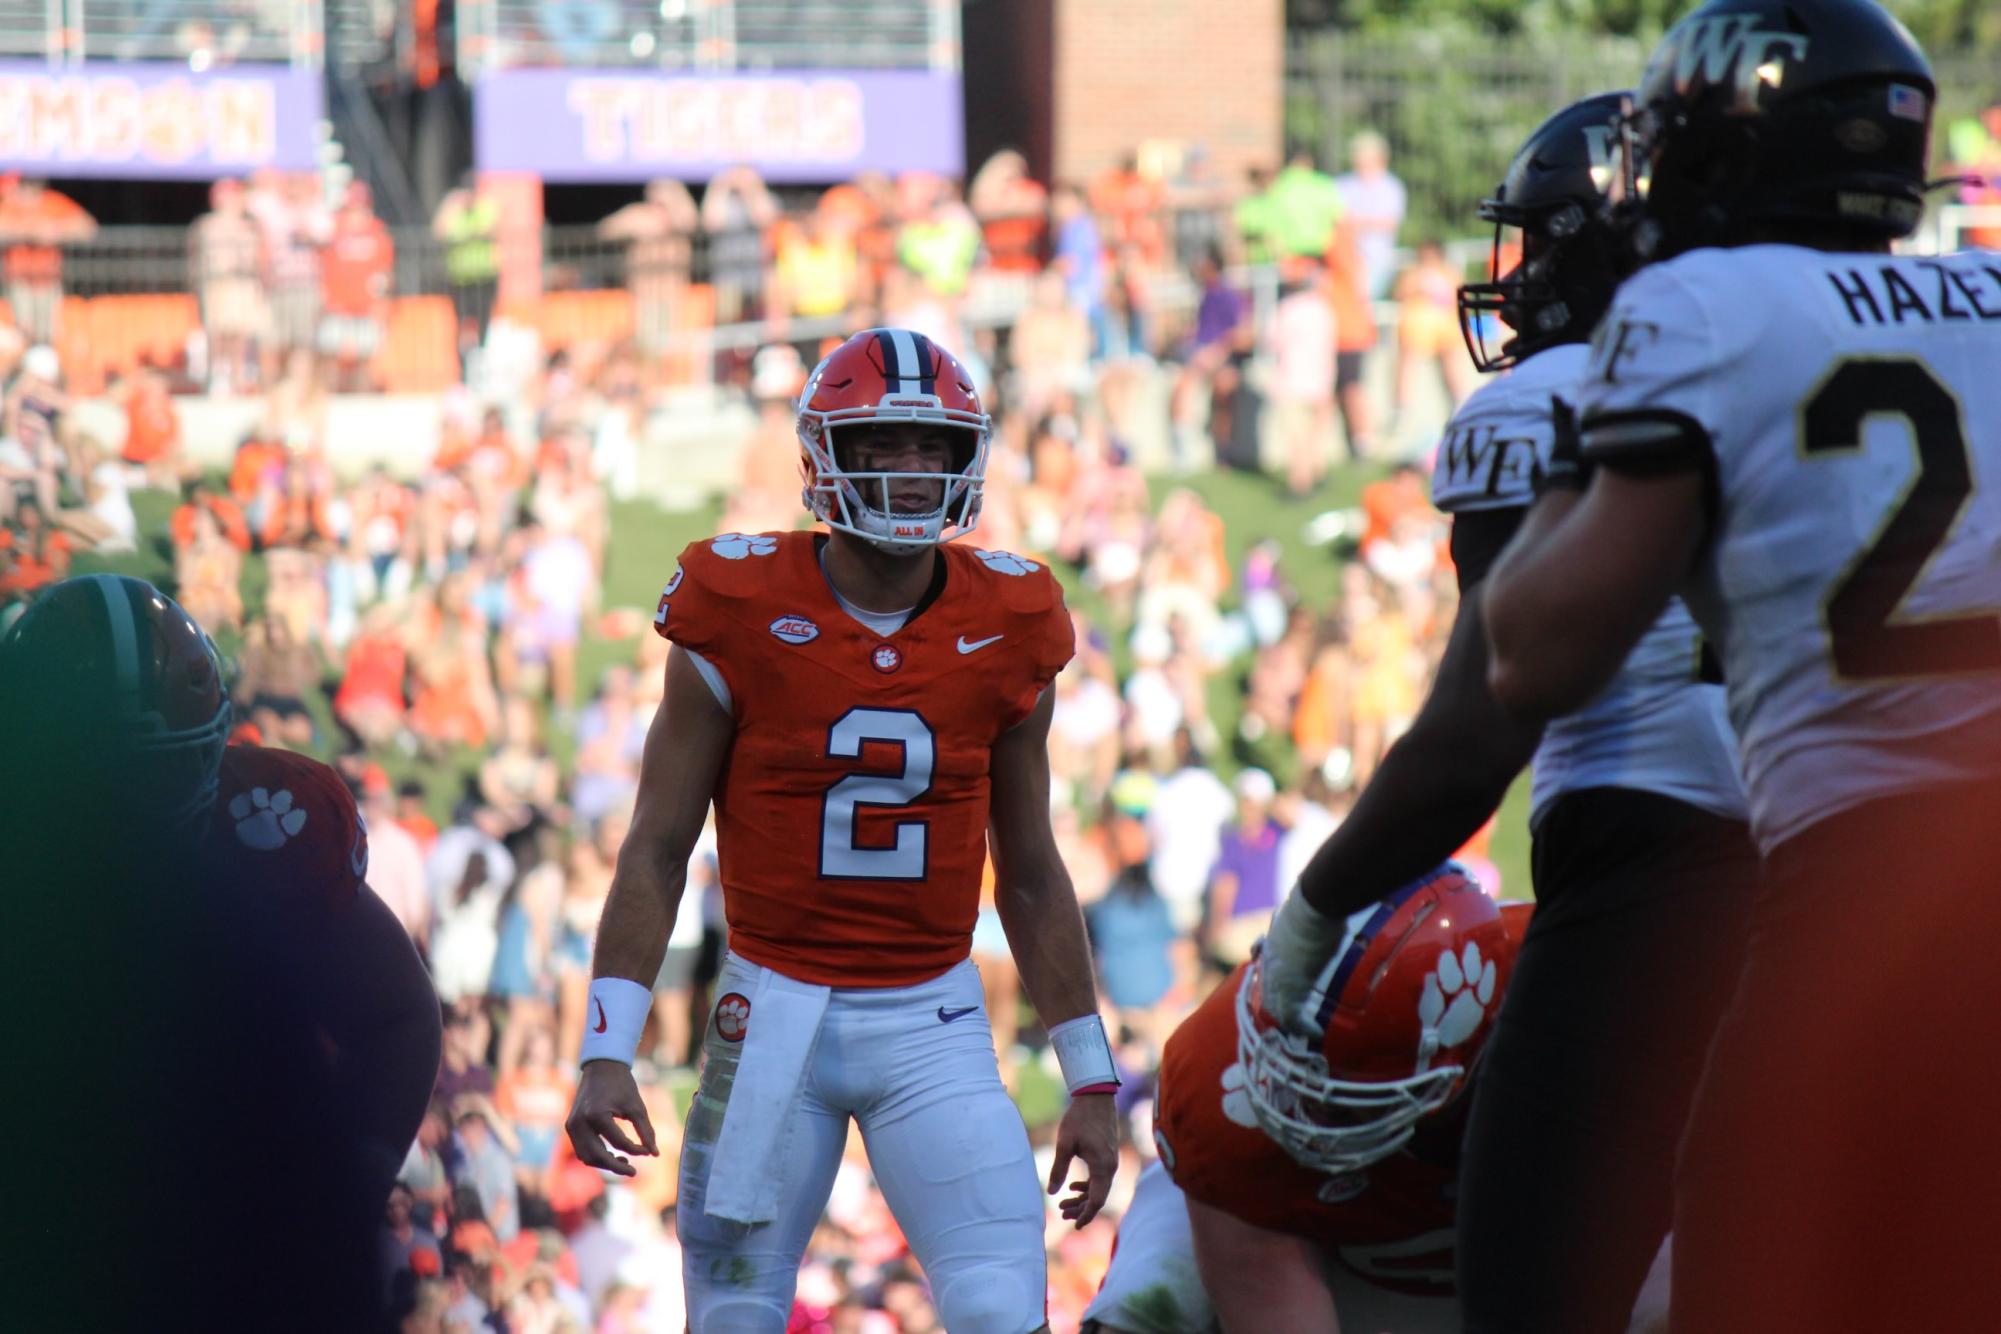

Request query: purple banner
[
  {"left": 0, "top": 61, "right": 322, "bottom": 179},
  {"left": 473, "top": 69, "right": 963, "bottom": 183}
]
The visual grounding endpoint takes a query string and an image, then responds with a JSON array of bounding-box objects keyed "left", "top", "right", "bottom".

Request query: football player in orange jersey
[
  {"left": 0, "top": 574, "right": 441, "bottom": 1329},
  {"left": 1085, "top": 870, "right": 1526, "bottom": 1334},
  {"left": 566, "top": 329, "right": 1119, "bottom": 1333}
]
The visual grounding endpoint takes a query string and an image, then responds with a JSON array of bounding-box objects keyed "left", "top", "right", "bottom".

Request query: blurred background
[{"left": 0, "top": 2, "right": 1993, "bottom": 1330}]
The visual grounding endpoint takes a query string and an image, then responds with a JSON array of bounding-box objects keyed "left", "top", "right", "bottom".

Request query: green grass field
[{"left": 76, "top": 461, "right": 1534, "bottom": 900}]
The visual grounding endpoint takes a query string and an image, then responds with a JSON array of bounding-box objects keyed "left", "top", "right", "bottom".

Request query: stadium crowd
[{"left": 0, "top": 141, "right": 1485, "bottom": 1333}]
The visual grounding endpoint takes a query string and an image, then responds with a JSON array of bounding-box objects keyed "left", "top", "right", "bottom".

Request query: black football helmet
[
  {"left": 0, "top": 574, "right": 231, "bottom": 832},
  {"left": 1612, "top": 0, "right": 1935, "bottom": 263},
  {"left": 1458, "top": 92, "right": 1629, "bottom": 373}
]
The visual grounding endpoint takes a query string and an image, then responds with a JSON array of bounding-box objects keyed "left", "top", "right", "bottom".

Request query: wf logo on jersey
[
  {"left": 1437, "top": 423, "right": 1541, "bottom": 504},
  {"left": 1414, "top": 942, "right": 1498, "bottom": 1073},
  {"left": 715, "top": 993, "right": 752, "bottom": 1042},
  {"left": 1663, "top": 15, "right": 1808, "bottom": 113}
]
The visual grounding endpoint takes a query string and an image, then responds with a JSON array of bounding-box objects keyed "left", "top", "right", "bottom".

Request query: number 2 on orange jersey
[{"left": 819, "top": 708, "right": 934, "bottom": 880}]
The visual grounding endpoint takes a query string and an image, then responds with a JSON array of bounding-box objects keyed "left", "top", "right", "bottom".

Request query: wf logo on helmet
[{"left": 1666, "top": 15, "right": 1808, "bottom": 112}]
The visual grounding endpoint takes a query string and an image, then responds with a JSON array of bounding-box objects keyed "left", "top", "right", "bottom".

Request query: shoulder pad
[
  {"left": 213, "top": 746, "right": 368, "bottom": 907},
  {"left": 955, "top": 546, "right": 1066, "bottom": 618},
  {"left": 653, "top": 530, "right": 805, "bottom": 642},
  {"left": 1432, "top": 344, "right": 1589, "bottom": 515}
]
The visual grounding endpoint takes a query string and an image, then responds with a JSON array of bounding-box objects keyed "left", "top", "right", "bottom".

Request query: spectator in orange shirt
[
  {"left": 334, "top": 600, "right": 410, "bottom": 749},
  {"left": 115, "top": 365, "right": 188, "bottom": 486},
  {"left": 466, "top": 407, "right": 525, "bottom": 488},
  {"left": 320, "top": 181, "right": 395, "bottom": 392},
  {"left": 397, "top": 779, "right": 440, "bottom": 853},
  {"left": 257, "top": 459, "right": 335, "bottom": 550},
  {"left": 1326, "top": 220, "right": 1380, "bottom": 459},
  {"left": 1090, "top": 153, "right": 1167, "bottom": 270},
  {"left": 1393, "top": 239, "right": 1474, "bottom": 427},
  {"left": 970, "top": 149, "right": 1049, "bottom": 276},
  {"left": 173, "top": 501, "right": 243, "bottom": 633},
  {"left": 171, "top": 479, "right": 252, "bottom": 553},
  {"left": 228, "top": 431, "right": 287, "bottom": 502},
  {"left": 495, "top": 1024, "right": 575, "bottom": 1192},
  {"left": 1358, "top": 461, "right": 1430, "bottom": 559},
  {"left": 0, "top": 496, "right": 71, "bottom": 604},
  {"left": 0, "top": 178, "right": 95, "bottom": 343}
]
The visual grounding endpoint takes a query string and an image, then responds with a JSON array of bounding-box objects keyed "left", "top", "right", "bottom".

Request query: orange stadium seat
[
  {"left": 374, "top": 296, "right": 459, "bottom": 393},
  {"left": 538, "top": 289, "right": 635, "bottom": 353}
]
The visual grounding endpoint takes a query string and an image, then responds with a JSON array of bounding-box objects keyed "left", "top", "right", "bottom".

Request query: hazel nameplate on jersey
[{"left": 1826, "top": 261, "right": 2001, "bottom": 328}]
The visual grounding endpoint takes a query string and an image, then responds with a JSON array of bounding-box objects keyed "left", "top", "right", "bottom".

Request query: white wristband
[
  {"left": 580, "top": 976, "right": 654, "bottom": 1068},
  {"left": 1048, "top": 1014, "right": 1120, "bottom": 1094}
]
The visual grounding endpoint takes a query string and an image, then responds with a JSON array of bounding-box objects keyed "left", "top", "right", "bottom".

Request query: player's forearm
[
  {"left": 590, "top": 847, "right": 688, "bottom": 987},
  {"left": 995, "top": 868, "right": 1100, "bottom": 1026},
  {"left": 1483, "top": 489, "right": 1599, "bottom": 717},
  {"left": 1296, "top": 718, "right": 1530, "bottom": 920}
]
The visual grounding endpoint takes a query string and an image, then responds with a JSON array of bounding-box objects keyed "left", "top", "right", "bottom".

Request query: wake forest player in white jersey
[
  {"left": 1484, "top": 3, "right": 2001, "bottom": 1331},
  {"left": 1255, "top": 94, "right": 1756, "bottom": 1334}
]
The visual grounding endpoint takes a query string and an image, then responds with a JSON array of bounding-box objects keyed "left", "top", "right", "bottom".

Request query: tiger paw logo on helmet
[
  {"left": 715, "top": 992, "right": 751, "bottom": 1042},
  {"left": 711, "top": 534, "right": 777, "bottom": 560},
  {"left": 1415, "top": 941, "right": 1498, "bottom": 1072},
  {"left": 231, "top": 786, "right": 308, "bottom": 851}
]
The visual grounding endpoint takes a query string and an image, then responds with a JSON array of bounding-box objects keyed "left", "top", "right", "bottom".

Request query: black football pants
[{"left": 1456, "top": 786, "right": 1759, "bottom": 1334}]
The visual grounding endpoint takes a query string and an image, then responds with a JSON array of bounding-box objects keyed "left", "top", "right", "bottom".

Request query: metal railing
[
  {"left": 456, "top": 0, "right": 956, "bottom": 78},
  {"left": 0, "top": 0, "right": 322, "bottom": 66}
]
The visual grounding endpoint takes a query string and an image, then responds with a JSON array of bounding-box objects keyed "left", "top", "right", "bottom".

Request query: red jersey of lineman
[
  {"left": 654, "top": 530, "right": 1073, "bottom": 986},
  {"left": 208, "top": 744, "right": 370, "bottom": 908},
  {"left": 1153, "top": 963, "right": 1459, "bottom": 1291}
]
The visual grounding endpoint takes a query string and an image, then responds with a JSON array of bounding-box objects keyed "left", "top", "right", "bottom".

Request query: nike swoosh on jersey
[
  {"left": 956, "top": 634, "right": 1004, "bottom": 654},
  {"left": 937, "top": 1005, "right": 979, "bottom": 1023}
]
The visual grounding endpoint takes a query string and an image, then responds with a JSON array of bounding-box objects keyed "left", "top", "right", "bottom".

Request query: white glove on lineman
[{"left": 1259, "top": 885, "right": 1351, "bottom": 1035}]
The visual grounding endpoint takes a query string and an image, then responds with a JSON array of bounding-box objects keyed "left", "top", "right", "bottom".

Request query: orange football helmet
[
  {"left": 796, "top": 328, "right": 992, "bottom": 551},
  {"left": 1237, "top": 864, "right": 1518, "bottom": 1175}
]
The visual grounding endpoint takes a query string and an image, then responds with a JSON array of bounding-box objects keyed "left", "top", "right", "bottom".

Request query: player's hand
[
  {"left": 1048, "top": 1092, "right": 1120, "bottom": 1228},
  {"left": 565, "top": 1059, "right": 658, "bottom": 1178},
  {"left": 1260, "top": 889, "right": 1347, "bottom": 1035}
]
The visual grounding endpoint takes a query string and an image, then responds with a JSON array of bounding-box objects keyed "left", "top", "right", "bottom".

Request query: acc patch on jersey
[{"left": 769, "top": 614, "right": 819, "bottom": 645}]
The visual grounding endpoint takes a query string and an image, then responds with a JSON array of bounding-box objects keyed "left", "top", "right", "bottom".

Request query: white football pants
[{"left": 679, "top": 953, "right": 1047, "bottom": 1333}]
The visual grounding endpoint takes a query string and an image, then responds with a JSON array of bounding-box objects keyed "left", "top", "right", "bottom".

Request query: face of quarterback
[{"left": 840, "top": 422, "right": 959, "bottom": 515}]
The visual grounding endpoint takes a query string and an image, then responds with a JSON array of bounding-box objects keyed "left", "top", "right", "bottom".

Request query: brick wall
[{"left": 1050, "top": 0, "right": 1282, "bottom": 189}]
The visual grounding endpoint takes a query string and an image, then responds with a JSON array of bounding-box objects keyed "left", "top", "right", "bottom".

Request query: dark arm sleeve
[{"left": 1449, "top": 506, "right": 1527, "bottom": 594}]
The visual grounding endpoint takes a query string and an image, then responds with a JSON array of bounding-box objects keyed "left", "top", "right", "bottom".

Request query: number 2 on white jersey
[
  {"left": 1802, "top": 357, "right": 2001, "bottom": 681},
  {"left": 819, "top": 708, "right": 934, "bottom": 879}
]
